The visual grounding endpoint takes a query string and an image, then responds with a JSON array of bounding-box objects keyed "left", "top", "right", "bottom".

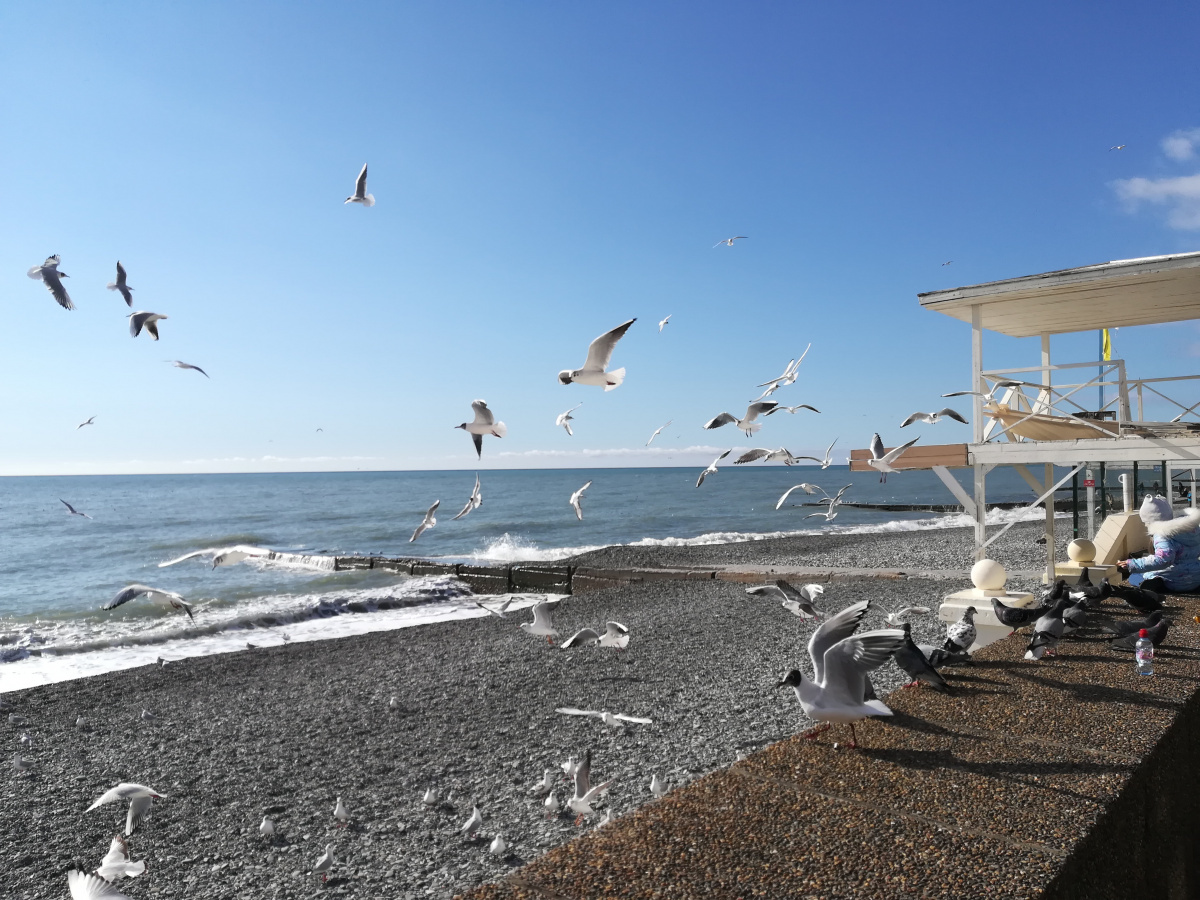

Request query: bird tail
[
  {"left": 744, "top": 422, "right": 762, "bottom": 436},
  {"left": 362, "top": 194, "right": 375, "bottom": 207},
  {"left": 106, "top": 281, "right": 118, "bottom": 291},
  {"left": 863, "top": 700, "right": 893, "bottom": 716},
  {"left": 27, "top": 267, "right": 43, "bottom": 280},
  {"left": 491, "top": 421, "right": 507, "bottom": 438},
  {"left": 603, "top": 368, "right": 626, "bottom": 391}
]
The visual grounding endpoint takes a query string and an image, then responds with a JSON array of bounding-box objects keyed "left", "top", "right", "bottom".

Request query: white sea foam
[{"left": 464, "top": 533, "right": 607, "bottom": 563}]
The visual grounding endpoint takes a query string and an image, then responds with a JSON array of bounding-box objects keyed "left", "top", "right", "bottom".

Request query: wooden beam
[
  {"left": 849, "top": 443, "right": 969, "bottom": 472},
  {"left": 931, "top": 465, "right": 976, "bottom": 517}
]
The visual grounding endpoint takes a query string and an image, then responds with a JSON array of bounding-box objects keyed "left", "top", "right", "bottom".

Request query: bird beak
[{"left": 773, "top": 680, "right": 786, "bottom": 689}]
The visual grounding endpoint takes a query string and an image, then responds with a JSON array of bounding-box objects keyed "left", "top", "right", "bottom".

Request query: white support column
[
  {"left": 972, "top": 306, "right": 986, "bottom": 557},
  {"left": 1041, "top": 334, "right": 1055, "bottom": 578}
]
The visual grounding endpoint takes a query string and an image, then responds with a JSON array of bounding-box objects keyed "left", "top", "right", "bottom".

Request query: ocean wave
[{"left": 464, "top": 533, "right": 607, "bottom": 563}]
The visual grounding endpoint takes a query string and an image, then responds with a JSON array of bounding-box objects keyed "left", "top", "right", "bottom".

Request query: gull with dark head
[
  {"left": 704, "top": 401, "right": 778, "bottom": 436},
  {"left": 28, "top": 255, "right": 73, "bottom": 310},
  {"left": 456, "top": 400, "right": 507, "bottom": 458},
  {"left": 556, "top": 403, "right": 582, "bottom": 436},
  {"left": 410, "top": 500, "right": 440, "bottom": 543},
  {"left": 61, "top": 499, "right": 92, "bottom": 519},
  {"left": 900, "top": 408, "right": 967, "bottom": 427},
  {"left": 696, "top": 449, "right": 731, "bottom": 487},
  {"left": 345, "top": 163, "right": 374, "bottom": 206},
  {"left": 658, "top": 315, "right": 671, "bottom": 332},
  {"left": 734, "top": 447, "right": 819, "bottom": 466},
  {"left": 746, "top": 580, "right": 825, "bottom": 618},
  {"left": 646, "top": 420, "right": 672, "bottom": 446},
  {"left": 569, "top": 481, "right": 592, "bottom": 521},
  {"left": 452, "top": 474, "right": 482, "bottom": 520},
  {"left": 128, "top": 311, "right": 167, "bottom": 341},
  {"left": 558, "top": 318, "right": 636, "bottom": 390},
  {"left": 106, "top": 261, "right": 134, "bottom": 306},
  {"left": 169, "top": 360, "right": 209, "bottom": 378},
  {"left": 158, "top": 545, "right": 272, "bottom": 568},
  {"left": 556, "top": 707, "right": 652, "bottom": 730},
  {"left": 867, "top": 433, "right": 919, "bottom": 483},
  {"left": 103, "top": 585, "right": 195, "bottom": 622},
  {"left": 86, "top": 782, "right": 167, "bottom": 836}
]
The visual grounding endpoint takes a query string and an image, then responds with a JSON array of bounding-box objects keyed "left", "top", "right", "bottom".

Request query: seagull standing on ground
[
  {"left": 410, "top": 500, "right": 440, "bottom": 543},
  {"left": 260, "top": 816, "right": 275, "bottom": 838},
  {"left": 345, "top": 163, "right": 374, "bottom": 206},
  {"left": 158, "top": 545, "right": 272, "bottom": 568},
  {"left": 556, "top": 403, "right": 582, "bottom": 436},
  {"left": 900, "top": 408, "right": 968, "bottom": 427},
  {"left": 529, "top": 770, "right": 557, "bottom": 798},
  {"left": 569, "top": 481, "right": 592, "bottom": 521},
  {"left": 650, "top": 774, "right": 668, "bottom": 798},
  {"left": 128, "top": 311, "right": 167, "bottom": 340},
  {"left": 103, "top": 585, "right": 195, "bottom": 622},
  {"left": 313, "top": 845, "right": 334, "bottom": 882},
  {"left": 77, "top": 416, "right": 96, "bottom": 429},
  {"left": 867, "top": 433, "right": 919, "bottom": 482},
  {"left": 704, "top": 401, "right": 779, "bottom": 436},
  {"left": 460, "top": 806, "right": 483, "bottom": 837},
  {"left": 28, "top": 255, "right": 73, "bottom": 310},
  {"left": 106, "top": 261, "right": 134, "bottom": 306},
  {"left": 696, "top": 449, "right": 731, "bottom": 488},
  {"left": 169, "top": 360, "right": 209, "bottom": 378},
  {"left": 558, "top": 319, "right": 636, "bottom": 390},
  {"left": 714, "top": 236, "right": 748, "bottom": 247},
  {"left": 520, "top": 598, "right": 563, "bottom": 643},
  {"left": 646, "top": 420, "right": 672, "bottom": 446},
  {"left": 60, "top": 499, "right": 92, "bottom": 519},
  {"left": 745, "top": 581, "right": 825, "bottom": 618},
  {"left": 452, "top": 474, "right": 482, "bottom": 520},
  {"left": 333, "top": 797, "right": 350, "bottom": 826},
  {"left": 455, "top": 400, "right": 507, "bottom": 458}
]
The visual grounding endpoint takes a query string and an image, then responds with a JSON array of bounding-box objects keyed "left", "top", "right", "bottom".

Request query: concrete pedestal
[{"left": 940, "top": 587, "right": 1035, "bottom": 651}]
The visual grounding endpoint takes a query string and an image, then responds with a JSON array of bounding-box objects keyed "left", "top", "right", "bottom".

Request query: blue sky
[{"left": 2, "top": 2, "right": 1199, "bottom": 476}]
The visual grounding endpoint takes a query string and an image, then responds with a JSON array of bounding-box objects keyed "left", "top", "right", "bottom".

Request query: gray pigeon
[
  {"left": 1096, "top": 610, "right": 1164, "bottom": 637},
  {"left": 1025, "top": 597, "right": 1071, "bottom": 660},
  {"left": 943, "top": 606, "right": 977, "bottom": 653},
  {"left": 1061, "top": 599, "right": 1089, "bottom": 637},
  {"left": 1109, "top": 618, "right": 1170, "bottom": 651},
  {"left": 991, "top": 597, "right": 1051, "bottom": 629},
  {"left": 893, "top": 624, "right": 949, "bottom": 691}
]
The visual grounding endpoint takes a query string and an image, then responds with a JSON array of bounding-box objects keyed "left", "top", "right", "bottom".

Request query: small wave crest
[{"left": 466, "top": 533, "right": 607, "bottom": 563}]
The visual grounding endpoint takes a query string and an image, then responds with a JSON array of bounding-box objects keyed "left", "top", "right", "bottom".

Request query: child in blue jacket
[{"left": 1118, "top": 495, "right": 1200, "bottom": 593}]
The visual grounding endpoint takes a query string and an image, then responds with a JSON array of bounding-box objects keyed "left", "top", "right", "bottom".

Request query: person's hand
[{"left": 1116, "top": 562, "right": 1131, "bottom": 579}]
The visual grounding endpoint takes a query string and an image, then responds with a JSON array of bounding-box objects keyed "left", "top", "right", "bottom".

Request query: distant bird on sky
[
  {"left": 106, "top": 261, "right": 135, "bottom": 306},
  {"left": 456, "top": 400, "right": 507, "bottom": 458},
  {"left": 768, "top": 404, "right": 821, "bottom": 416},
  {"left": 452, "top": 473, "right": 482, "bottom": 520},
  {"left": 714, "top": 236, "right": 748, "bottom": 248},
  {"left": 867, "top": 433, "right": 919, "bottom": 482},
  {"left": 129, "top": 311, "right": 167, "bottom": 340},
  {"left": 28, "top": 255, "right": 73, "bottom": 310},
  {"left": 658, "top": 315, "right": 671, "bottom": 332},
  {"left": 556, "top": 403, "right": 582, "bottom": 436},
  {"left": 169, "top": 360, "right": 209, "bottom": 378},
  {"left": 704, "top": 401, "right": 778, "bottom": 436},
  {"left": 1109, "top": 144, "right": 1127, "bottom": 151},
  {"left": 345, "top": 163, "right": 374, "bottom": 206},
  {"left": 60, "top": 499, "right": 92, "bottom": 519},
  {"left": 646, "top": 420, "right": 672, "bottom": 446},
  {"left": 410, "top": 499, "right": 440, "bottom": 542},
  {"left": 696, "top": 449, "right": 731, "bottom": 488},
  {"left": 900, "top": 408, "right": 967, "bottom": 427},
  {"left": 103, "top": 584, "right": 195, "bottom": 622},
  {"left": 77, "top": 416, "right": 96, "bottom": 430},
  {"left": 942, "top": 260, "right": 953, "bottom": 266},
  {"left": 569, "top": 481, "right": 592, "bottom": 521},
  {"left": 558, "top": 318, "right": 636, "bottom": 390}
]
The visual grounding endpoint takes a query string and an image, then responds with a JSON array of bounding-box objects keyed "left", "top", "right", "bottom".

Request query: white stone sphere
[
  {"left": 970, "top": 559, "right": 1007, "bottom": 591},
  {"left": 1067, "top": 539, "right": 1096, "bottom": 562}
]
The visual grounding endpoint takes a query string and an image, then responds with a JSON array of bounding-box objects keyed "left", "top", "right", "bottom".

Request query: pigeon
[
  {"left": 106, "top": 262, "right": 134, "bottom": 306},
  {"left": 561, "top": 621, "right": 630, "bottom": 650},
  {"left": 1061, "top": 599, "right": 1090, "bottom": 637},
  {"left": 555, "top": 708, "right": 653, "bottom": 729},
  {"left": 77, "top": 416, "right": 96, "bottom": 429},
  {"left": 520, "top": 598, "right": 563, "bottom": 643},
  {"left": 489, "top": 834, "right": 508, "bottom": 855},
  {"left": 460, "top": 806, "right": 482, "bottom": 837},
  {"left": 569, "top": 481, "right": 592, "bottom": 521},
  {"left": 103, "top": 585, "right": 194, "bottom": 622},
  {"left": 529, "top": 769, "right": 556, "bottom": 798},
  {"left": 95, "top": 835, "right": 146, "bottom": 881},
  {"left": 900, "top": 408, "right": 968, "bottom": 427},
  {"left": 658, "top": 315, "right": 671, "bottom": 332},
  {"left": 410, "top": 500, "right": 440, "bottom": 542},
  {"left": 893, "top": 624, "right": 949, "bottom": 691},
  {"left": 866, "top": 433, "right": 920, "bottom": 483},
  {"left": 704, "top": 401, "right": 779, "bottom": 437},
  {"left": 313, "top": 844, "right": 334, "bottom": 882},
  {"left": 714, "top": 235, "right": 748, "bottom": 247},
  {"left": 1025, "top": 597, "right": 1072, "bottom": 659},
  {"left": 556, "top": 403, "right": 582, "bottom": 436},
  {"left": 883, "top": 605, "right": 931, "bottom": 626},
  {"left": 696, "top": 449, "right": 732, "bottom": 488},
  {"left": 991, "top": 597, "right": 1051, "bottom": 628},
  {"left": 650, "top": 774, "right": 668, "bottom": 798},
  {"left": 567, "top": 749, "right": 614, "bottom": 824},
  {"left": 60, "top": 499, "right": 92, "bottom": 519},
  {"left": 260, "top": 816, "right": 275, "bottom": 838},
  {"left": 169, "top": 360, "right": 209, "bottom": 378},
  {"left": 452, "top": 474, "right": 483, "bottom": 520},
  {"left": 28, "top": 255, "right": 73, "bottom": 310},
  {"left": 645, "top": 420, "right": 672, "bottom": 446},
  {"left": 67, "top": 870, "right": 131, "bottom": 899},
  {"left": 455, "top": 400, "right": 507, "bottom": 458},
  {"left": 745, "top": 581, "right": 824, "bottom": 619},
  {"left": 345, "top": 163, "right": 374, "bottom": 206},
  {"left": 128, "top": 311, "right": 167, "bottom": 340},
  {"left": 1108, "top": 579, "right": 1165, "bottom": 613},
  {"left": 558, "top": 319, "right": 636, "bottom": 390},
  {"left": 943, "top": 606, "right": 977, "bottom": 653},
  {"left": 1110, "top": 618, "right": 1170, "bottom": 650},
  {"left": 1096, "top": 609, "right": 1164, "bottom": 637},
  {"left": 333, "top": 796, "right": 350, "bottom": 826}
]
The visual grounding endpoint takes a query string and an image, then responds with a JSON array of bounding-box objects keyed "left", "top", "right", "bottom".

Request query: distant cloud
[
  {"left": 1163, "top": 128, "right": 1200, "bottom": 161},
  {"left": 496, "top": 444, "right": 729, "bottom": 460},
  {"left": 1113, "top": 173, "right": 1200, "bottom": 230},
  {"left": 178, "top": 454, "right": 382, "bottom": 465}
]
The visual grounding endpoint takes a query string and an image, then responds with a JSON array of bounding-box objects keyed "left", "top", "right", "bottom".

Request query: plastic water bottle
[{"left": 1135, "top": 629, "right": 1154, "bottom": 676}]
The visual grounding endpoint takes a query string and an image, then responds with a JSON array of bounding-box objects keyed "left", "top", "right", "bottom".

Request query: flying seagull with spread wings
[
  {"left": 345, "top": 163, "right": 374, "bottom": 206},
  {"left": 60, "top": 499, "right": 92, "bottom": 519},
  {"left": 558, "top": 319, "right": 636, "bottom": 390},
  {"left": 158, "top": 545, "right": 272, "bottom": 568},
  {"left": 453, "top": 474, "right": 482, "bottom": 520},
  {"left": 900, "top": 408, "right": 967, "bottom": 427},
  {"left": 455, "top": 400, "right": 507, "bottom": 458},
  {"left": 696, "top": 449, "right": 731, "bottom": 487},
  {"left": 410, "top": 500, "right": 440, "bottom": 543},
  {"left": 128, "top": 311, "right": 167, "bottom": 340},
  {"left": 867, "top": 433, "right": 919, "bottom": 483},
  {"left": 106, "top": 261, "right": 135, "bottom": 306},
  {"left": 704, "top": 401, "right": 778, "bottom": 436},
  {"left": 28, "top": 255, "right": 73, "bottom": 310},
  {"left": 646, "top": 420, "right": 672, "bottom": 446},
  {"left": 714, "top": 236, "right": 748, "bottom": 248},
  {"left": 103, "top": 585, "right": 195, "bottom": 622},
  {"left": 169, "top": 360, "right": 209, "bottom": 378}
]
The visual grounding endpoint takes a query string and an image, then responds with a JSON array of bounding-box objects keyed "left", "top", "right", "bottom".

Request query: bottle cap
[{"left": 1139, "top": 629, "right": 1148, "bottom": 638}]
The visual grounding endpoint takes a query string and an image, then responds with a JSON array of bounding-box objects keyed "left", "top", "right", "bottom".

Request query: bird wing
[
  {"left": 869, "top": 433, "right": 885, "bottom": 460},
  {"left": 820, "top": 629, "right": 906, "bottom": 704},
  {"left": 745, "top": 584, "right": 786, "bottom": 602},
  {"left": 582, "top": 318, "right": 636, "bottom": 372},
  {"left": 823, "top": 437, "right": 838, "bottom": 462},
  {"left": 470, "top": 400, "right": 495, "bottom": 426},
  {"left": 807, "top": 599, "right": 870, "bottom": 684},
  {"left": 757, "top": 359, "right": 793, "bottom": 388},
  {"left": 745, "top": 401, "right": 779, "bottom": 420},
  {"left": 60, "top": 499, "right": 78, "bottom": 514},
  {"left": 102, "top": 586, "right": 151, "bottom": 611},
  {"left": 158, "top": 548, "right": 219, "bottom": 567},
  {"left": 574, "top": 750, "right": 592, "bottom": 797},
  {"left": 86, "top": 783, "right": 148, "bottom": 811},
  {"left": 799, "top": 583, "right": 825, "bottom": 602},
  {"left": 735, "top": 448, "right": 770, "bottom": 465},
  {"left": 775, "top": 485, "right": 805, "bottom": 509},
  {"left": 605, "top": 621, "right": 628, "bottom": 636},
  {"left": 703, "top": 412, "right": 736, "bottom": 429},
  {"left": 126, "top": 795, "right": 153, "bottom": 835},
  {"left": 900, "top": 412, "right": 928, "bottom": 428},
  {"left": 879, "top": 436, "right": 920, "bottom": 465},
  {"left": 555, "top": 707, "right": 601, "bottom": 718},
  {"left": 940, "top": 390, "right": 978, "bottom": 398},
  {"left": 43, "top": 269, "right": 74, "bottom": 310},
  {"left": 937, "top": 408, "right": 968, "bottom": 423},
  {"left": 114, "top": 261, "right": 127, "bottom": 286},
  {"left": 530, "top": 600, "right": 557, "bottom": 628},
  {"left": 426, "top": 499, "right": 441, "bottom": 518},
  {"left": 581, "top": 776, "right": 615, "bottom": 803},
  {"left": 355, "top": 163, "right": 368, "bottom": 196},
  {"left": 68, "top": 870, "right": 131, "bottom": 900},
  {"left": 613, "top": 713, "right": 653, "bottom": 724},
  {"left": 452, "top": 498, "right": 474, "bottom": 520},
  {"left": 561, "top": 628, "right": 601, "bottom": 648}
]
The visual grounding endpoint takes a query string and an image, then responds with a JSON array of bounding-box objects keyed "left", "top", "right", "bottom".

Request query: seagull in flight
[
  {"left": 941, "top": 380, "right": 1024, "bottom": 401},
  {"left": 900, "top": 408, "right": 967, "bottom": 427},
  {"left": 452, "top": 473, "right": 482, "bottom": 520},
  {"left": 95, "top": 835, "right": 146, "bottom": 882},
  {"left": 68, "top": 870, "right": 132, "bottom": 899},
  {"left": 658, "top": 315, "right": 671, "bottom": 332},
  {"left": 28, "top": 255, "right": 73, "bottom": 310},
  {"left": 767, "top": 404, "right": 821, "bottom": 416},
  {"left": 77, "top": 416, "right": 96, "bottom": 430},
  {"left": 556, "top": 403, "right": 582, "bottom": 436},
  {"left": 473, "top": 597, "right": 514, "bottom": 619},
  {"left": 704, "top": 401, "right": 778, "bottom": 436},
  {"left": 561, "top": 620, "right": 630, "bottom": 650},
  {"left": 60, "top": 499, "right": 92, "bottom": 519},
  {"left": 696, "top": 449, "right": 731, "bottom": 487},
  {"left": 867, "top": 433, "right": 919, "bottom": 483},
  {"left": 345, "top": 163, "right": 374, "bottom": 206},
  {"left": 106, "top": 261, "right": 135, "bottom": 306},
  {"left": 86, "top": 783, "right": 167, "bottom": 836},
  {"left": 455, "top": 400, "right": 507, "bottom": 458},
  {"left": 410, "top": 499, "right": 440, "bottom": 542},
  {"left": 714, "top": 236, "right": 748, "bottom": 248},
  {"left": 169, "top": 360, "right": 209, "bottom": 378},
  {"left": 646, "top": 420, "right": 672, "bottom": 446},
  {"left": 103, "top": 584, "right": 195, "bottom": 622},
  {"left": 746, "top": 581, "right": 825, "bottom": 618},
  {"left": 942, "top": 260, "right": 953, "bottom": 266},
  {"left": 158, "top": 545, "right": 272, "bottom": 568},
  {"left": 569, "top": 481, "right": 592, "bottom": 521},
  {"left": 566, "top": 749, "right": 615, "bottom": 824},
  {"left": 521, "top": 598, "right": 563, "bottom": 643},
  {"left": 734, "top": 447, "right": 819, "bottom": 466},
  {"left": 1109, "top": 144, "right": 1126, "bottom": 151},
  {"left": 775, "top": 483, "right": 824, "bottom": 510},
  {"left": 755, "top": 345, "right": 810, "bottom": 397},
  {"left": 128, "top": 311, "right": 167, "bottom": 340},
  {"left": 558, "top": 318, "right": 636, "bottom": 390},
  {"left": 814, "top": 437, "right": 838, "bottom": 469},
  {"left": 805, "top": 502, "right": 840, "bottom": 522},
  {"left": 555, "top": 707, "right": 653, "bottom": 730},
  {"left": 883, "top": 605, "right": 932, "bottom": 626}
]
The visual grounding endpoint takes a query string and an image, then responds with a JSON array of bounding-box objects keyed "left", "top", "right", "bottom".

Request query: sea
[{"left": 0, "top": 466, "right": 1048, "bottom": 692}]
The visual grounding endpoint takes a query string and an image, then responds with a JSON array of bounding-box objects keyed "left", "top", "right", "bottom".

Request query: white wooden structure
[{"left": 917, "top": 251, "right": 1200, "bottom": 579}]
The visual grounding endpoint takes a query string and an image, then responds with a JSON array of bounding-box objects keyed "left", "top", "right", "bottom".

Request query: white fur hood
[{"left": 1148, "top": 506, "right": 1200, "bottom": 538}]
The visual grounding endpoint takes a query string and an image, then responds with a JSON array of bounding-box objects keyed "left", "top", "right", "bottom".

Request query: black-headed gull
[
  {"left": 713, "top": 236, "right": 748, "bottom": 248},
  {"left": 103, "top": 585, "right": 194, "bottom": 622},
  {"left": 474, "top": 598, "right": 513, "bottom": 618},
  {"left": 567, "top": 749, "right": 614, "bottom": 825},
  {"left": 941, "top": 380, "right": 1023, "bottom": 401},
  {"left": 158, "top": 545, "right": 272, "bottom": 568},
  {"left": 456, "top": 400, "right": 507, "bottom": 458},
  {"left": 775, "top": 483, "right": 822, "bottom": 510},
  {"left": 569, "top": 481, "right": 591, "bottom": 521},
  {"left": 410, "top": 500, "right": 440, "bottom": 543},
  {"left": 733, "top": 447, "right": 818, "bottom": 466},
  {"left": 95, "top": 835, "right": 145, "bottom": 881},
  {"left": 334, "top": 796, "right": 350, "bottom": 826},
  {"left": 645, "top": 420, "right": 672, "bottom": 446},
  {"left": 128, "top": 311, "right": 167, "bottom": 340},
  {"left": 555, "top": 707, "right": 652, "bottom": 729},
  {"left": 658, "top": 315, "right": 671, "bottom": 332},
  {"left": 28, "top": 255, "right": 73, "bottom": 310},
  {"left": 313, "top": 844, "right": 335, "bottom": 882},
  {"left": 106, "top": 261, "right": 134, "bottom": 306},
  {"left": 900, "top": 408, "right": 967, "bottom": 427},
  {"left": 520, "top": 599, "right": 563, "bottom": 643},
  {"left": 460, "top": 806, "right": 482, "bottom": 836},
  {"left": 529, "top": 769, "right": 557, "bottom": 798},
  {"left": 452, "top": 474, "right": 482, "bottom": 520},
  {"left": 704, "top": 401, "right": 778, "bottom": 436},
  {"left": 169, "top": 360, "right": 209, "bottom": 378},
  {"left": 86, "top": 783, "right": 166, "bottom": 836},
  {"left": 884, "top": 605, "right": 932, "bottom": 626},
  {"left": 558, "top": 319, "right": 636, "bottom": 390},
  {"left": 696, "top": 449, "right": 731, "bottom": 488},
  {"left": 556, "top": 403, "right": 582, "bottom": 436},
  {"left": 345, "top": 163, "right": 374, "bottom": 206},
  {"left": 67, "top": 870, "right": 131, "bottom": 899},
  {"left": 775, "top": 599, "right": 904, "bottom": 749},
  {"left": 561, "top": 621, "right": 629, "bottom": 650},
  {"left": 755, "top": 345, "right": 809, "bottom": 394},
  {"left": 77, "top": 416, "right": 96, "bottom": 429},
  {"left": 867, "top": 433, "right": 919, "bottom": 483},
  {"left": 745, "top": 581, "right": 824, "bottom": 618},
  {"left": 61, "top": 499, "right": 92, "bottom": 519}
]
